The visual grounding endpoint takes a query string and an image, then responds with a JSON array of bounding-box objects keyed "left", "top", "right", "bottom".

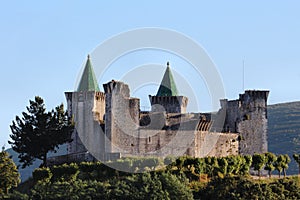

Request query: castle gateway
[{"left": 49, "top": 56, "right": 269, "bottom": 164}]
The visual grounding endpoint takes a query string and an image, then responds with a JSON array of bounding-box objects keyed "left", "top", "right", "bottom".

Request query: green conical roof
[
  {"left": 77, "top": 55, "right": 100, "bottom": 92},
  {"left": 156, "top": 62, "right": 179, "bottom": 96}
]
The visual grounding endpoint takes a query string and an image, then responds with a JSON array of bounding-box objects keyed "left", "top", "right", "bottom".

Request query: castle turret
[
  {"left": 103, "top": 80, "right": 140, "bottom": 156},
  {"left": 65, "top": 55, "right": 105, "bottom": 159},
  {"left": 221, "top": 90, "right": 269, "bottom": 155},
  {"left": 149, "top": 62, "right": 188, "bottom": 113}
]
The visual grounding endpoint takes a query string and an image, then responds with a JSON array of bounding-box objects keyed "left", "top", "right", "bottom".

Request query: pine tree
[
  {"left": 0, "top": 147, "right": 20, "bottom": 195},
  {"left": 9, "top": 96, "right": 73, "bottom": 168}
]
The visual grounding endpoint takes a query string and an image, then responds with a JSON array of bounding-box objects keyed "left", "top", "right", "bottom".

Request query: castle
[{"left": 49, "top": 55, "right": 269, "bottom": 164}]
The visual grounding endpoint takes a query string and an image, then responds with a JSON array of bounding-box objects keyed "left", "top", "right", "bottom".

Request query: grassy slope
[{"left": 268, "top": 101, "right": 300, "bottom": 175}]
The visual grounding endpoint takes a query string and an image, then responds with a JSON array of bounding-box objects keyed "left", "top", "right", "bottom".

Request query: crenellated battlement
[
  {"left": 103, "top": 80, "right": 130, "bottom": 98},
  {"left": 149, "top": 96, "right": 188, "bottom": 104},
  {"left": 95, "top": 91, "right": 105, "bottom": 101},
  {"left": 240, "top": 90, "right": 269, "bottom": 105},
  {"left": 149, "top": 95, "right": 188, "bottom": 113}
]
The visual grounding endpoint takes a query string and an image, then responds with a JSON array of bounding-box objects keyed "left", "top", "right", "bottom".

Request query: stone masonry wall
[
  {"left": 149, "top": 96, "right": 188, "bottom": 113},
  {"left": 238, "top": 91, "right": 269, "bottom": 154},
  {"left": 103, "top": 81, "right": 140, "bottom": 155},
  {"left": 221, "top": 90, "right": 269, "bottom": 155},
  {"left": 194, "top": 131, "right": 239, "bottom": 157},
  {"left": 65, "top": 91, "right": 106, "bottom": 159},
  {"left": 94, "top": 92, "right": 105, "bottom": 123}
]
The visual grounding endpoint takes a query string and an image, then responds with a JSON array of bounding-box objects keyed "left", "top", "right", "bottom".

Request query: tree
[
  {"left": 217, "top": 157, "right": 228, "bottom": 177},
  {"left": 282, "top": 154, "right": 291, "bottom": 177},
  {"left": 240, "top": 155, "right": 252, "bottom": 175},
  {"left": 0, "top": 147, "right": 20, "bottom": 195},
  {"left": 264, "top": 152, "right": 276, "bottom": 178},
  {"left": 204, "top": 157, "right": 219, "bottom": 178},
  {"left": 274, "top": 154, "right": 290, "bottom": 178},
  {"left": 9, "top": 96, "right": 73, "bottom": 168},
  {"left": 293, "top": 154, "right": 300, "bottom": 175},
  {"left": 159, "top": 172, "right": 193, "bottom": 200},
  {"left": 252, "top": 153, "right": 265, "bottom": 178}
]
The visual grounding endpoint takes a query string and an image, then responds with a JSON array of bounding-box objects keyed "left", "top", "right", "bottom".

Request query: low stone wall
[
  {"left": 47, "top": 152, "right": 95, "bottom": 166},
  {"left": 47, "top": 152, "right": 122, "bottom": 166}
]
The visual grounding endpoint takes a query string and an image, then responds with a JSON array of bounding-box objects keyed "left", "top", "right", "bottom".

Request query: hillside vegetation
[
  {"left": 268, "top": 101, "right": 300, "bottom": 175},
  {"left": 6, "top": 157, "right": 300, "bottom": 200}
]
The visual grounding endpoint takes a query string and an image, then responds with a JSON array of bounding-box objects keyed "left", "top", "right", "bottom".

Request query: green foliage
[
  {"left": 274, "top": 154, "right": 291, "bottom": 178},
  {"left": 9, "top": 155, "right": 299, "bottom": 199},
  {"left": 159, "top": 172, "right": 193, "bottom": 200},
  {"left": 9, "top": 96, "right": 73, "bottom": 168},
  {"left": 183, "top": 156, "right": 197, "bottom": 170},
  {"left": 240, "top": 155, "right": 252, "bottom": 175},
  {"left": 30, "top": 179, "right": 110, "bottom": 200},
  {"left": 193, "top": 158, "right": 205, "bottom": 175},
  {"left": 217, "top": 157, "right": 228, "bottom": 177},
  {"left": 32, "top": 168, "right": 52, "bottom": 182},
  {"left": 109, "top": 173, "right": 170, "bottom": 200},
  {"left": 282, "top": 154, "right": 291, "bottom": 177},
  {"left": 78, "top": 161, "right": 118, "bottom": 181},
  {"left": 264, "top": 152, "right": 277, "bottom": 177},
  {"left": 29, "top": 168, "right": 193, "bottom": 200},
  {"left": 0, "top": 149, "right": 20, "bottom": 195},
  {"left": 293, "top": 153, "right": 300, "bottom": 175},
  {"left": 198, "top": 176, "right": 300, "bottom": 200},
  {"left": 203, "top": 156, "right": 219, "bottom": 177},
  {"left": 226, "top": 155, "right": 238, "bottom": 175},
  {"left": 175, "top": 156, "right": 185, "bottom": 170},
  {"left": 51, "top": 163, "right": 79, "bottom": 182},
  {"left": 104, "top": 157, "right": 164, "bottom": 174},
  {"left": 168, "top": 155, "right": 255, "bottom": 179},
  {"left": 252, "top": 153, "right": 266, "bottom": 177},
  {"left": 131, "top": 157, "right": 162, "bottom": 172},
  {"left": 274, "top": 155, "right": 284, "bottom": 178},
  {"left": 0, "top": 190, "right": 29, "bottom": 200}
]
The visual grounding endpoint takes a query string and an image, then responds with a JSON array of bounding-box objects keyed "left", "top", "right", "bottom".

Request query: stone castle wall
[
  {"left": 102, "top": 81, "right": 240, "bottom": 158},
  {"left": 238, "top": 91, "right": 269, "bottom": 154},
  {"left": 221, "top": 90, "right": 269, "bottom": 155},
  {"left": 94, "top": 92, "right": 105, "bottom": 123},
  {"left": 65, "top": 91, "right": 106, "bottom": 158},
  {"left": 60, "top": 81, "right": 268, "bottom": 164},
  {"left": 103, "top": 81, "right": 140, "bottom": 154},
  {"left": 194, "top": 131, "right": 239, "bottom": 157},
  {"left": 149, "top": 96, "right": 188, "bottom": 113}
]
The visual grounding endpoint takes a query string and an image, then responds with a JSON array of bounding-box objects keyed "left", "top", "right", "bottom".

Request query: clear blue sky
[{"left": 1, "top": 1, "right": 300, "bottom": 148}]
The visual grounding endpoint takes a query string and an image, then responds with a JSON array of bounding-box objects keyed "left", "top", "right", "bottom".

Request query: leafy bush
[
  {"left": 0, "top": 190, "right": 29, "bottom": 200},
  {"left": 32, "top": 168, "right": 52, "bottom": 182},
  {"left": 14, "top": 154, "right": 297, "bottom": 199},
  {"left": 51, "top": 163, "right": 79, "bottom": 181},
  {"left": 196, "top": 175, "right": 300, "bottom": 200}
]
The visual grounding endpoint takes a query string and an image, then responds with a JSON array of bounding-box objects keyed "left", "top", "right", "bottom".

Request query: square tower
[{"left": 149, "top": 62, "right": 188, "bottom": 113}]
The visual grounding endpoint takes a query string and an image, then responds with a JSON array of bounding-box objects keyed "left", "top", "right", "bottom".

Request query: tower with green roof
[
  {"left": 77, "top": 55, "right": 100, "bottom": 92},
  {"left": 65, "top": 55, "right": 106, "bottom": 157},
  {"left": 149, "top": 62, "right": 188, "bottom": 113}
]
